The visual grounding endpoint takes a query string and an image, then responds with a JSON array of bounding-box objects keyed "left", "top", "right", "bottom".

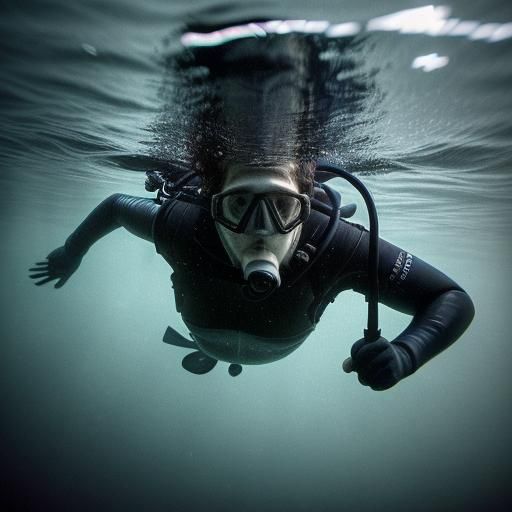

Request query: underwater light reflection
[{"left": 181, "top": 5, "right": 512, "bottom": 48}]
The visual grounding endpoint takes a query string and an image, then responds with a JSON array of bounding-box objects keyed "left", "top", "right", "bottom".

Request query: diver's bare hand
[{"left": 29, "top": 246, "right": 82, "bottom": 288}]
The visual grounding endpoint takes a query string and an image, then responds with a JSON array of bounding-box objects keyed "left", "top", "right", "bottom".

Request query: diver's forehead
[{"left": 222, "top": 163, "right": 299, "bottom": 193}]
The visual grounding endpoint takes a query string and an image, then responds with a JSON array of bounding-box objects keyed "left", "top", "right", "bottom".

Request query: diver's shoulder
[
  {"left": 324, "top": 219, "right": 368, "bottom": 261},
  {"left": 339, "top": 218, "right": 368, "bottom": 233},
  {"left": 154, "top": 193, "right": 207, "bottom": 228}
]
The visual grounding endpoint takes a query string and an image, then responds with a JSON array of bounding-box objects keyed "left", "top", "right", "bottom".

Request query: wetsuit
[{"left": 62, "top": 179, "right": 474, "bottom": 385}]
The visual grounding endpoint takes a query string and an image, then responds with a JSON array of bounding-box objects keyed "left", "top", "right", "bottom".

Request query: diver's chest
[{"left": 175, "top": 270, "right": 315, "bottom": 325}]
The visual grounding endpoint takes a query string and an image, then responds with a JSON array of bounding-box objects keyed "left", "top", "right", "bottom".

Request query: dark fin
[
  {"left": 182, "top": 351, "right": 218, "bottom": 375},
  {"left": 163, "top": 326, "right": 196, "bottom": 349},
  {"left": 228, "top": 364, "right": 242, "bottom": 377},
  {"left": 339, "top": 203, "right": 357, "bottom": 218}
]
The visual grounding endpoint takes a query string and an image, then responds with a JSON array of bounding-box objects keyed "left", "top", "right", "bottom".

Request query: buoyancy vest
[{"left": 151, "top": 173, "right": 365, "bottom": 337}]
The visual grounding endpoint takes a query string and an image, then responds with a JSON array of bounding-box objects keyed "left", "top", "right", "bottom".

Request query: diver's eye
[{"left": 224, "top": 193, "right": 252, "bottom": 223}]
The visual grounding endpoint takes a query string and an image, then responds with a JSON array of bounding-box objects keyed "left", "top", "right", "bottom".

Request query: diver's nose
[{"left": 245, "top": 200, "right": 274, "bottom": 235}]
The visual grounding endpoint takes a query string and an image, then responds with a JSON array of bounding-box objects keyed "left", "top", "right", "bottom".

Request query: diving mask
[
  {"left": 212, "top": 173, "right": 310, "bottom": 296},
  {"left": 211, "top": 189, "right": 310, "bottom": 234}
]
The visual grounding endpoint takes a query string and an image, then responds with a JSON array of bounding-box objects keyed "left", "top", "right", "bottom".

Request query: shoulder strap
[{"left": 145, "top": 169, "right": 204, "bottom": 204}]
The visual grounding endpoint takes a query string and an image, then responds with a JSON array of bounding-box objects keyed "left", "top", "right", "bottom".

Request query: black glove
[
  {"left": 343, "top": 337, "right": 414, "bottom": 391},
  {"left": 29, "top": 246, "right": 83, "bottom": 288}
]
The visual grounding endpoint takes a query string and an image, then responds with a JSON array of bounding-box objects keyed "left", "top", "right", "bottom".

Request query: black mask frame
[{"left": 211, "top": 189, "right": 311, "bottom": 234}]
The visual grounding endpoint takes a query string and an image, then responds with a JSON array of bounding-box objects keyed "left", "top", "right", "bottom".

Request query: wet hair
[
  {"left": 196, "top": 160, "right": 316, "bottom": 197},
  {"left": 152, "top": 22, "right": 374, "bottom": 197}
]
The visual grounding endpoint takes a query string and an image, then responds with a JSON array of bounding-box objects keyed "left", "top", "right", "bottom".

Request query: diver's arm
[
  {"left": 337, "top": 228, "right": 475, "bottom": 389},
  {"left": 29, "top": 194, "right": 159, "bottom": 287},
  {"left": 65, "top": 194, "right": 160, "bottom": 257},
  {"left": 381, "top": 283, "right": 474, "bottom": 374}
]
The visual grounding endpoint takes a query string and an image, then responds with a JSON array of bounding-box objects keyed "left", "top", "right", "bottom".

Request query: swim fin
[
  {"left": 228, "top": 364, "right": 242, "bottom": 377},
  {"left": 163, "top": 326, "right": 197, "bottom": 349},
  {"left": 182, "top": 351, "right": 218, "bottom": 375},
  {"left": 339, "top": 203, "right": 357, "bottom": 218}
]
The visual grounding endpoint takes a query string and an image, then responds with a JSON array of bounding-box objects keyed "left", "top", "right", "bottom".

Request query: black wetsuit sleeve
[
  {"left": 64, "top": 194, "right": 160, "bottom": 257},
  {"left": 334, "top": 225, "right": 475, "bottom": 373}
]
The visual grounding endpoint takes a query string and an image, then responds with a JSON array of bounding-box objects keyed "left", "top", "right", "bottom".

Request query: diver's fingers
[
  {"left": 367, "top": 369, "right": 397, "bottom": 391},
  {"left": 29, "top": 266, "right": 49, "bottom": 272},
  {"left": 54, "top": 276, "right": 69, "bottom": 288},
  {"left": 360, "top": 366, "right": 397, "bottom": 391},
  {"left": 34, "top": 261, "right": 49, "bottom": 266},
  {"left": 29, "top": 272, "right": 50, "bottom": 279},
  {"left": 359, "top": 350, "right": 394, "bottom": 380},
  {"left": 351, "top": 340, "right": 388, "bottom": 369},
  {"left": 34, "top": 276, "right": 58, "bottom": 286},
  {"left": 342, "top": 357, "right": 353, "bottom": 373}
]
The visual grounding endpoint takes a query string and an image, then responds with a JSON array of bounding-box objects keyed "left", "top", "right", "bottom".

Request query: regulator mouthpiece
[{"left": 243, "top": 256, "right": 281, "bottom": 295}]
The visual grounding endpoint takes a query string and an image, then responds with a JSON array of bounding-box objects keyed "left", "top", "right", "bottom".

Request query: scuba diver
[{"left": 29, "top": 23, "right": 474, "bottom": 390}]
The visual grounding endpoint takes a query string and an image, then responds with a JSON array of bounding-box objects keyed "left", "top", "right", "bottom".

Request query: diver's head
[{"left": 212, "top": 163, "right": 311, "bottom": 294}]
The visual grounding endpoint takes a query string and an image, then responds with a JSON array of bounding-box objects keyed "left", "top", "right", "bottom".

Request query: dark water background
[{"left": 1, "top": 1, "right": 512, "bottom": 510}]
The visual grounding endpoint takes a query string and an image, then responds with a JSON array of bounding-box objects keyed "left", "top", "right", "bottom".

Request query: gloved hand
[
  {"left": 343, "top": 337, "right": 413, "bottom": 391},
  {"left": 29, "top": 246, "right": 83, "bottom": 288}
]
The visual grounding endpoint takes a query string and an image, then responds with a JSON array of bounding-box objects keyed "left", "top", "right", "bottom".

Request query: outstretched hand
[
  {"left": 29, "top": 246, "right": 82, "bottom": 288},
  {"left": 343, "top": 337, "right": 413, "bottom": 391}
]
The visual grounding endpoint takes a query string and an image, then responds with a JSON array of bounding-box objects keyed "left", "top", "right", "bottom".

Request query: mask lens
[
  {"left": 222, "top": 193, "right": 253, "bottom": 225},
  {"left": 268, "top": 194, "right": 302, "bottom": 228},
  {"left": 214, "top": 190, "right": 307, "bottom": 233}
]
